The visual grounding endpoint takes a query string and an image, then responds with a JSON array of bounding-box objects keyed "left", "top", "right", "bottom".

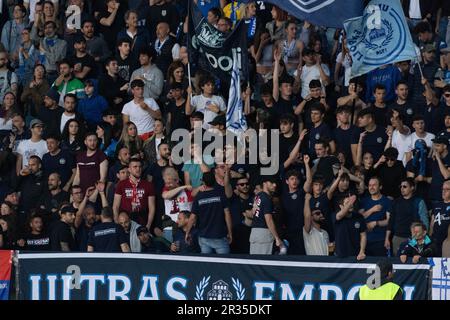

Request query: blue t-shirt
[
  {"left": 281, "top": 188, "right": 305, "bottom": 233},
  {"left": 334, "top": 125, "right": 358, "bottom": 167},
  {"left": 360, "top": 195, "right": 392, "bottom": 243},
  {"left": 197, "top": 0, "right": 221, "bottom": 17},
  {"left": 432, "top": 201, "right": 450, "bottom": 252},
  {"left": 42, "top": 149, "right": 76, "bottom": 186},
  {"left": 308, "top": 122, "right": 333, "bottom": 153},
  {"left": 87, "top": 222, "right": 128, "bottom": 252},
  {"left": 252, "top": 192, "right": 274, "bottom": 229},
  {"left": 191, "top": 188, "right": 229, "bottom": 238},
  {"left": 351, "top": 126, "right": 387, "bottom": 162},
  {"left": 334, "top": 212, "right": 367, "bottom": 258}
]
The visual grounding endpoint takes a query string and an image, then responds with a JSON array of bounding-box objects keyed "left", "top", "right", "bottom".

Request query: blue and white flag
[
  {"left": 344, "top": 0, "right": 417, "bottom": 78},
  {"left": 226, "top": 59, "right": 247, "bottom": 136},
  {"left": 242, "top": 0, "right": 363, "bottom": 28}
]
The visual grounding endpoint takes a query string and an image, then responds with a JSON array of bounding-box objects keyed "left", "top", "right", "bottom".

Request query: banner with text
[
  {"left": 431, "top": 258, "right": 450, "bottom": 300},
  {"left": 17, "top": 253, "right": 430, "bottom": 300}
]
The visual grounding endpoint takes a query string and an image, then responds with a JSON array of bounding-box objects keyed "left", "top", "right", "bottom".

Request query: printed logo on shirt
[
  {"left": 407, "top": 108, "right": 413, "bottom": 115},
  {"left": 354, "top": 222, "right": 361, "bottom": 229},
  {"left": 59, "top": 158, "right": 66, "bottom": 165},
  {"left": 94, "top": 228, "right": 116, "bottom": 237},
  {"left": 162, "top": 10, "right": 167, "bottom": 16},
  {"left": 315, "top": 133, "right": 320, "bottom": 140},
  {"left": 124, "top": 188, "right": 146, "bottom": 198},
  {"left": 377, "top": 137, "right": 382, "bottom": 143},
  {"left": 198, "top": 197, "right": 221, "bottom": 205},
  {"left": 27, "top": 238, "right": 50, "bottom": 246},
  {"left": 291, "top": 193, "right": 298, "bottom": 200}
]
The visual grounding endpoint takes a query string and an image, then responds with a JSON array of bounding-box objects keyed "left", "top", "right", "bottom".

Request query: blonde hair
[{"left": 119, "top": 122, "right": 143, "bottom": 151}]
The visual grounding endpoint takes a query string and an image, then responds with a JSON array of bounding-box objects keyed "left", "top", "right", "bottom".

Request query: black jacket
[
  {"left": 13, "top": 171, "right": 47, "bottom": 214},
  {"left": 399, "top": 236, "right": 435, "bottom": 257}
]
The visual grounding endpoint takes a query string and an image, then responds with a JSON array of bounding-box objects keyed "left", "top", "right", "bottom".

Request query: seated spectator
[
  {"left": 136, "top": 226, "right": 170, "bottom": 253},
  {"left": 96, "top": 122, "right": 118, "bottom": 159},
  {"left": 117, "top": 211, "right": 141, "bottom": 253},
  {"left": 20, "top": 64, "right": 50, "bottom": 118},
  {"left": 399, "top": 222, "right": 435, "bottom": 263}
]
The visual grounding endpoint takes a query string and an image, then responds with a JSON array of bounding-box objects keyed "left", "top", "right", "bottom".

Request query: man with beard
[
  {"left": 38, "top": 21, "right": 67, "bottom": 83},
  {"left": 250, "top": 176, "right": 285, "bottom": 255},
  {"left": 37, "top": 89, "right": 63, "bottom": 139},
  {"left": 117, "top": 211, "right": 141, "bottom": 252},
  {"left": 430, "top": 180, "right": 450, "bottom": 257},
  {"left": 303, "top": 193, "right": 330, "bottom": 256},
  {"left": 68, "top": 35, "right": 97, "bottom": 81},
  {"left": 17, "top": 215, "right": 51, "bottom": 251},
  {"left": 49, "top": 205, "right": 77, "bottom": 251},
  {"left": 52, "top": 59, "right": 85, "bottom": 107},
  {"left": 38, "top": 173, "right": 70, "bottom": 225},
  {"left": 145, "top": 140, "right": 172, "bottom": 195},
  {"left": 229, "top": 176, "right": 254, "bottom": 254},
  {"left": 81, "top": 20, "right": 111, "bottom": 66},
  {"left": 73, "top": 132, "right": 108, "bottom": 194},
  {"left": 99, "top": 57, "right": 129, "bottom": 113},
  {"left": 113, "top": 158, "right": 156, "bottom": 231},
  {"left": 57, "top": 94, "right": 84, "bottom": 135},
  {"left": 116, "top": 38, "right": 137, "bottom": 82}
]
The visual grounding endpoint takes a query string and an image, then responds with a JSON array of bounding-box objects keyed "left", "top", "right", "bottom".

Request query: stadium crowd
[{"left": 0, "top": 0, "right": 450, "bottom": 261}]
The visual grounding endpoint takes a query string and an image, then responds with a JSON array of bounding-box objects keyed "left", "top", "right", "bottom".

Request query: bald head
[
  {"left": 156, "top": 22, "right": 170, "bottom": 40},
  {"left": 118, "top": 212, "right": 131, "bottom": 232}
]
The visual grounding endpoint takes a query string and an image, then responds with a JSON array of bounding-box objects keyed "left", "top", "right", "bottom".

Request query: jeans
[{"left": 198, "top": 237, "right": 230, "bottom": 254}]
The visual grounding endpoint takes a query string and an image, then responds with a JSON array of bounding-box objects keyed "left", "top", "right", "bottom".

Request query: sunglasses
[{"left": 238, "top": 182, "right": 249, "bottom": 186}]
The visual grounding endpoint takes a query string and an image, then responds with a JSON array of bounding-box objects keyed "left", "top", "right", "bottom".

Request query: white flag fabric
[{"left": 226, "top": 59, "right": 247, "bottom": 136}]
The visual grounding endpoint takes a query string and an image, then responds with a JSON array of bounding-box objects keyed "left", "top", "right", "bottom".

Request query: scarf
[{"left": 130, "top": 177, "right": 141, "bottom": 212}]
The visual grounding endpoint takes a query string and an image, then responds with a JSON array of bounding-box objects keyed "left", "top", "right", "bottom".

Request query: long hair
[
  {"left": 1, "top": 92, "right": 17, "bottom": 125},
  {"left": 61, "top": 119, "right": 85, "bottom": 144},
  {"left": 166, "top": 60, "right": 185, "bottom": 85},
  {"left": 119, "top": 121, "right": 143, "bottom": 152},
  {"left": 97, "top": 122, "right": 113, "bottom": 149}
]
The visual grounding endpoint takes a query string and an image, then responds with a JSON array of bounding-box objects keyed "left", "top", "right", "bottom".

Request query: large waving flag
[
  {"left": 344, "top": 0, "right": 417, "bottom": 78},
  {"left": 242, "top": 0, "right": 363, "bottom": 28},
  {"left": 226, "top": 59, "right": 247, "bottom": 136}
]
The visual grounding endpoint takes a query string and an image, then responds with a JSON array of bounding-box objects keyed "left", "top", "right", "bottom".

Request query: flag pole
[{"left": 187, "top": 0, "right": 193, "bottom": 99}]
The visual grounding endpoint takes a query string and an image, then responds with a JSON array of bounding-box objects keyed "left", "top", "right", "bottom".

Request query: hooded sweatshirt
[{"left": 77, "top": 79, "right": 108, "bottom": 126}]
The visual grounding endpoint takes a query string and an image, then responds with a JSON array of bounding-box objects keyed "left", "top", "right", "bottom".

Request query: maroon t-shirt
[
  {"left": 115, "top": 179, "right": 155, "bottom": 215},
  {"left": 76, "top": 150, "right": 107, "bottom": 192}
]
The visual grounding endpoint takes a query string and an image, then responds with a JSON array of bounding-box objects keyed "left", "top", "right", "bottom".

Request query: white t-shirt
[
  {"left": 409, "top": 0, "right": 422, "bottom": 19},
  {"left": 0, "top": 118, "right": 12, "bottom": 131},
  {"left": 122, "top": 98, "right": 160, "bottom": 135},
  {"left": 303, "top": 226, "right": 329, "bottom": 256},
  {"left": 392, "top": 128, "right": 412, "bottom": 165},
  {"left": 296, "top": 64, "right": 330, "bottom": 98},
  {"left": 191, "top": 94, "right": 226, "bottom": 129},
  {"left": 60, "top": 113, "right": 75, "bottom": 133},
  {"left": 17, "top": 139, "right": 48, "bottom": 167},
  {"left": 25, "top": 0, "right": 59, "bottom": 22},
  {"left": 336, "top": 52, "right": 352, "bottom": 87},
  {"left": 407, "top": 132, "right": 435, "bottom": 153}
]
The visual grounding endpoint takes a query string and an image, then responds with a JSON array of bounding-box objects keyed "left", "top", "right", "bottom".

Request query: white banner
[{"left": 431, "top": 258, "right": 450, "bottom": 300}]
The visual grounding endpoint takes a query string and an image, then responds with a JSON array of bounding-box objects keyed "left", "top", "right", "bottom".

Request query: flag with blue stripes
[
  {"left": 344, "top": 0, "right": 417, "bottom": 78},
  {"left": 226, "top": 59, "right": 247, "bottom": 135}
]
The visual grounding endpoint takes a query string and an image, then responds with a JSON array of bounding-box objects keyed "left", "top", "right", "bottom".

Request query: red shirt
[
  {"left": 76, "top": 150, "right": 107, "bottom": 193},
  {"left": 115, "top": 179, "right": 155, "bottom": 214}
]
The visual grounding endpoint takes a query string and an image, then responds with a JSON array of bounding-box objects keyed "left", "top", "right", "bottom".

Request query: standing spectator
[
  {"left": 297, "top": 48, "right": 330, "bottom": 99},
  {"left": 81, "top": 20, "right": 111, "bottom": 67},
  {"left": 130, "top": 47, "right": 164, "bottom": 100},
  {"left": 87, "top": 207, "right": 131, "bottom": 252},
  {"left": 308, "top": 104, "right": 336, "bottom": 156},
  {"left": 116, "top": 38, "right": 137, "bottom": 82},
  {"left": 68, "top": 36, "right": 97, "bottom": 81},
  {"left": 186, "top": 76, "right": 226, "bottom": 129},
  {"left": 16, "top": 119, "right": 48, "bottom": 174},
  {"left": 369, "top": 84, "right": 389, "bottom": 127},
  {"left": 170, "top": 211, "right": 200, "bottom": 254},
  {"left": 77, "top": 80, "right": 108, "bottom": 129},
  {"left": 373, "top": 148, "right": 406, "bottom": 199},
  {"left": 405, "top": 115, "right": 435, "bottom": 163},
  {"left": 430, "top": 136, "right": 450, "bottom": 202},
  {"left": 122, "top": 79, "right": 162, "bottom": 141},
  {"left": 388, "top": 80, "right": 415, "bottom": 128},
  {"left": 20, "top": 64, "right": 50, "bottom": 118},
  {"left": 42, "top": 134, "right": 76, "bottom": 190},
  {"left": 30, "top": 1, "right": 62, "bottom": 41},
  {"left": 153, "top": 22, "right": 180, "bottom": 76},
  {"left": 98, "top": 57, "right": 129, "bottom": 113},
  {"left": 250, "top": 176, "right": 284, "bottom": 255},
  {"left": 365, "top": 65, "right": 402, "bottom": 103},
  {"left": 61, "top": 119, "right": 85, "bottom": 156},
  {"left": 58, "top": 94, "right": 84, "bottom": 135},
  {"left": 144, "top": 0, "right": 180, "bottom": 42},
  {"left": 116, "top": 122, "right": 144, "bottom": 158},
  {"left": 98, "top": 0, "right": 126, "bottom": 52},
  {"left": 37, "top": 88, "right": 62, "bottom": 139},
  {"left": 0, "top": 51, "right": 18, "bottom": 102},
  {"left": 142, "top": 119, "right": 166, "bottom": 164},
  {"left": 334, "top": 105, "right": 358, "bottom": 168},
  {"left": 166, "top": 82, "right": 190, "bottom": 134},
  {"left": 73, "top": 132, "right": 108, "bottom": 193},
  {"left": 17, "top": 214, "right": 51, "bottom": 251},
  {"left": 312, "top": 139, "right": 339, "bottom": 187},
  {"left": 334, "top": 195, "right": 367, "bottom": 260},
  {"left": 431, "top": 180, "right": 450, "bottom": 256},
  {"left": 38, "top": 21, "right": 67, "bottom": 84},
  {"left": 116, "top": 10, "right": 151, "bottom": 61},
  {"left": 51, "top": 59, "right": 85, "bottom": 107},
  {"left": 386, "top": 178, "right": 429, "bottom": 256},
  {"left": 38, "top": 173, "right": 70, "bottom": 225},
  {"left": 113, "top": 158, "right": 156, "bottom": 230},
  {"left": 303, "top": 193, "right": 329, "bottom": 256},
  {"left": 17, "top": 27, "right": 40, "bottom": 87},
  {"left": 49, "top": 205, "right": 77, "bottom": 251},
  {"left": 0, "top": 4, "right": 28, "bottom": 68},
  {"left": 96, "top": 122, "right": 118, "bottom": 159},
  {"left": 185, "top": 171, "right": 232, "bottom": 254},
  {"left": 359, "top": 177, "right": 392, "bottom": 256},
  {"left": 25, "top": 0, "right": 59, "bottom": 24}
]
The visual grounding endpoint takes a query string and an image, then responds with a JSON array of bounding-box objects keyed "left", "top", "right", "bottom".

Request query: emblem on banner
[
  {"left": 290, "top": 0, "right": 335, "bottom": 13},
  {"left": 195, "top": 277, "right": 245, "bottom": 300}
]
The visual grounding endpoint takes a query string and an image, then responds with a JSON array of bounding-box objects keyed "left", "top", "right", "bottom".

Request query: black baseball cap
[
  {"left": 261, "top": 175, "right": 278, "bottom": 184},
  {"left": 357, "top": 108, "right": 375, "bottom": 118},
  {"left": 60, "top": 206, "right": 77, "bottom": 215},
  {"left": 432, "top": 136, "right": 449, "bottom": 146},
  {"left": 136, "top": 226, "right": 149, "bottom": 235}
]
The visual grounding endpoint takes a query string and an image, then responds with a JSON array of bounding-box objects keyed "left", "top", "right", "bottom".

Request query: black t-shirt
[
  {"left": 38, "top": 191, "right": 70, "bottom": 220},
  {"left": 279, "top": 134, "right": 298, "bottom": 166},
  {"left": 252, "top": 191, "right": 274, "bottom": 229},
  {"left": 302, "top": 97, "right": 321, "bottom": 129},
  {"left": 334, "top": 125, "right": 358, "bottom": 167},
  {"left": 351, "top": 126, "right": 388, "bottom": 162},
  {"left": 168, "top": 99, "right": 190, "bottom": 134},
  {"left": 431, "top": 152, "right": 450, "bottom": 201},
  {"left": 370, "top": 105, "right": 389, "bottom": 128},
  {"left": 68, "top": 53, "right": 97, "bottom": 80},
  {"left": 42, "top": 149, "right": 76, "bottom": 187},
  {"left": 308, "top": 122, "right": 333, "bottom": 153},
  {"left": 274, "top": 96, "right": 300, "bottom": 119},
  {"left": 50, "top": 220, "right": 76, "bottom": 251},
  {"left": 98, "top": 9, "right": 126, "bottom": 50},
  {"left": 229, "top": 194, "right": 253, "bottom": 229},
  {"left": 315, "top": 156, "right": 340, "bottom": 187},
  {"left": 87, "top": 221, "right": 128, "bottom": 252},
  {"left": 432, "top": 201, "right": 450, "bottom": 249},
  {"left": 387, "top": 100, "right": 417, "bottom": 129},
  {"left": 116, "top": 54, "right": 138, "bottom": 82},
  {"left": 75, "top": 221, "right": 99, "bottom": 252},
  {"left": 281, "top": 188, "right": 305, "bottom": 233},
  {"left": 191, "top": 188, "right": 229, "bottom": 238},
  {"left": 334, "top": 212, "right": 367, "bottom": 258},
  {"left": 23, "top": 233, "right": 51, "bottom": 251},
  {"left": 376, "top": 161, "right": 406, "bottom": 199}
]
